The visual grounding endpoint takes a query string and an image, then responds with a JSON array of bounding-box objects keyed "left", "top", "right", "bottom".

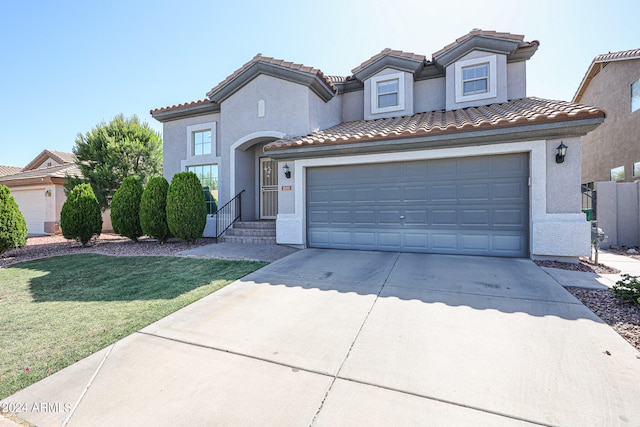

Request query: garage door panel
[
  {"left": 306, "top": 153, "right": 529, "bottom": 257},
  {"left": 11, "top": 189, "right": 46, "bottom": 235}
]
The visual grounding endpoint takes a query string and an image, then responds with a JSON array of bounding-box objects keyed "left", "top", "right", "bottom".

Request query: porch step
[{"left": 219, "top": 221, "right": 276, "bottom": 245}]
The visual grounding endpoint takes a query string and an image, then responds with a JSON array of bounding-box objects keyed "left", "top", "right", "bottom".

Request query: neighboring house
[
  {"left": 573, "top": 48, "right": 640, "bottom": 184},
  {"left": 0, "top": 150, "right": 80, "bottom": 235},
  {"left": 151, "top": 29, "right": 605, "bottom": 261},
  {"left": 0, "top": 165, "right": 22, "bottom": 177},
  {"left": 573, "top": 48, "right": 640, "bottom": 248}
]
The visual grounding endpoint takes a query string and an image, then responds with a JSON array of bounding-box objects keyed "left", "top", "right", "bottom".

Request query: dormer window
[
  {"left": 370, "top": 72, "right": 405, "bottom": 114},
  {"left": 454, "top": 55, "right": 497, "bottom": 103},
  {"left": 462, "top": 63, "right": 489, "bottom": 95}
]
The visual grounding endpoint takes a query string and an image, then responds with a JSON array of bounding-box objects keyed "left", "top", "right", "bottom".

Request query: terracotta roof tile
[
  {"left": 351, "top": 48, "right": 427, "bottom": 74},
  {"left": 0, "top": 163, "right": 81, "bottom": 182},
  {"left": 150, "top": 99, "right": 213, "bottom": 115},
  {"left": 0, "top": 165, "right": 21, "bottom": 177},
  {"left": 264, "top": 97, "right": 605, "bottom": 152},
  {"left": 594, "top": 48, "right": 640, "bottom": 63},
  {"left": 206, "top": 54, "right": 338, "bottom": 98},
  {"left": 432, "top": 29, "right": 527, "bottom": 58}
]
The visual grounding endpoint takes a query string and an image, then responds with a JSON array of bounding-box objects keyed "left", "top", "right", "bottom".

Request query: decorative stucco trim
[
  {"left": 434, "top": 36, "right": 529, "bottom": 68},
  {"left": 354, "top": 55, "right": 423, "bottom": 82}
]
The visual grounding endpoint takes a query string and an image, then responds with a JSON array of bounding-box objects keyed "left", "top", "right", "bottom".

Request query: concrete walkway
[
  {"left": 542, "top": 250, "right": 640, "bottom": 289},
  {"left": 177, "top": 242, "right": 300, "bottom": 262},
  {"left": 2, "top": 250, "right": 640, "bottom": 426}
]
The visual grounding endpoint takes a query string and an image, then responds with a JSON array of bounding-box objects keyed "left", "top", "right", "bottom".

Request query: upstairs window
[
  {"left": 377, "top": 79, "right": 399, "bottom": 108},
  {"left": 631, "top": 79, "right": 640, "bottom": 113},
  {"left": 370, "top": 72, "right": 405, "bottom": 114},
  {"left": 193, "top": 130, "right": 212, "bottom": 156},
  {"left": 462, "top": 63, "right": 489, "bottom": 95},
  {"left": 610, "top": 165, "right": 625, "bottom": 181}
]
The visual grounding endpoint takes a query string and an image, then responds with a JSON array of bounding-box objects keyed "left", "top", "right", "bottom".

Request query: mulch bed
[{"left": 533, "top": 257, "right": 620, "bottom": 274}]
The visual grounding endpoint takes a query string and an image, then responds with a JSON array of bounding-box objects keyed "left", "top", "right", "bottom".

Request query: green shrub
[
  {"left": 110, "top": 177, "right": 143, "bottom": 242},
  {"left": 0, "top": 185, "right": 28, "bottom": 255},
  {"left": 612, "top": 274, "right": 640, "bottom": 305},
  {"left": 166, "top": 172, "right": 206, "bottom": 243},
  {"left": 140, "top": 176, "right": 170, "bottom": 243},
  {"left": 60, "top": 183, "right": 103, "bottom": 246}
]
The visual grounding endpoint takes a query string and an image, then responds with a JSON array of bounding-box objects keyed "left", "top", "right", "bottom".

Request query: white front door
[{"left": 260, "top": 157, "right": 278, "bottom": 219}]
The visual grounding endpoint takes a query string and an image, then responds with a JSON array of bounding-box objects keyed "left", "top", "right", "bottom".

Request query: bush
[
  {"left": 612, "top": 274, "right": 640, "bottom": 304},
  {"left": 110, "top": 177, "right": 143, "bottom": 242},
  {"left": 140, "top": 176, "right": 170, "bottom": 243},
  {"left": 60, "top": 183, "right": 102, "bottom": 247},
  {"left": 0, "top": 185, "right": 28, "bottom": 255},
  {"left": 166, "top": 172, "right": 206, "bottom": 243}
]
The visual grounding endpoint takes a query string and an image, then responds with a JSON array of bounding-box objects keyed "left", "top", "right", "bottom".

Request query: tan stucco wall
[{"left": 579, "top": 60, "right": 640, "bottom": 183}]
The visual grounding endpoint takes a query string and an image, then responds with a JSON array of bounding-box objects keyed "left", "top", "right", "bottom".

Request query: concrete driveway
[{"left": 3, "top": 250, "right": 640, "bottom": 426}]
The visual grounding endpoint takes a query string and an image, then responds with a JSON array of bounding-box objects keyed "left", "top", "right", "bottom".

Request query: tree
[
  {"left": 110, "top": 177, "right": 143, "bottom": 242},
  {"left": 0, "top": 185, "right": 28, "bottom": 255},
  {"left": 140, "top": 176, "right": 171, "bottom": 244},
  {"left": 166, "top": 172, "right": 206, "bottom": 243},
  {"left": 60, "top": 184, "right": 103, "bottom": 247},
  {"left": 65, "top": 114, "right": 162, "bottom": 211}
]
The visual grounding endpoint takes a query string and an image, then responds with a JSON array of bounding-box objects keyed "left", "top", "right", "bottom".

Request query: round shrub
[
  {"left": 0, "top": 185, "right": 28, "bottom": 255},
  {"left": 140, "top": 176, "right": 170, "bottom": 244},
  {"left": 110, "top": 177, "right": 143, "bottom": 242},
  {"left": 60, "top": 183, "right": 103, "bottom": 246},
  {"left": 166, "top": 172, "right": 206, "bottom": 243}
]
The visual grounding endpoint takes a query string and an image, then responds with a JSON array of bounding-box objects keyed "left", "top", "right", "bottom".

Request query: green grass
[{"left": 0, "top": 254, "right": 265, "bottom": 399}]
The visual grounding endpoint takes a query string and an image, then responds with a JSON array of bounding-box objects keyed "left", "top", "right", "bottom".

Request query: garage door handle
[{"left": 399, "top": 215, "right": 405, "bottom": 219}]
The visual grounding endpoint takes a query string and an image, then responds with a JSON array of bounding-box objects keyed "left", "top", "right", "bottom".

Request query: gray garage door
[{"left": 306, "top": 153, "right": 529, "bottom": 257}]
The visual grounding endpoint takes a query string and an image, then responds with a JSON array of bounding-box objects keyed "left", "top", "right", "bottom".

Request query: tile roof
[
  {"left": 205, "top": 54, "right": 338, "bottom": 98},
  {"left": 150, "top": 99, "right": 213, "bottom": 115},
  {"left": 0, "top": 165, "right": 22, "bottom": 177},
  {"left": 22, "top": 149, "right": 76, "bottom": 171},
  {"left": 47, "top": 150, "right": 76, "bottom": 164},
  {"left": 593, "top": 48, "right": 640, "bottom": 63},
  {"left": 351, "top": 49, "right": 427, "bottom": 74},
  {"left": 432, "top": 29, "right": 529, "bottom": 58},
  {"left": 0, "top": 163, "right": 81, "bottom": 182},
  {"left": 264, "top": 97, "right": 605, "bottom": 152}
]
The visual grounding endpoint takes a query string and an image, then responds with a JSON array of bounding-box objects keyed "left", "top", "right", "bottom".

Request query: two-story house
[{"left": 151, "top": 29, "right": 604, "bottom": 261}]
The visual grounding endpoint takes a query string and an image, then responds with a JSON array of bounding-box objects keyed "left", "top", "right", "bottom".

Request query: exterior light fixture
[
  {"left": 283, "top": 163, "right": 291, "bottom": 179},
  {"left": 556, "top": 142, "right": 568, "bottom": 164}
]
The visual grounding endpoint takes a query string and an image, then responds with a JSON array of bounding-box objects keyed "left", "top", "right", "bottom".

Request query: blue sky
[{"left": 1, "top": 0, "right": 637, "bottom": 167}]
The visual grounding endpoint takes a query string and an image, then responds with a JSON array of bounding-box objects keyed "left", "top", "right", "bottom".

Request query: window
[
  {"left": 377, "top": 79, "right": 399, "bottom": 108},
  {"left": 634, "top": 162, "right": 640, "bottom": 178},
  {"left": 610, "top": 165, "right": 625, "bottom": 181},
  {"left": 454, "top": 55, "right": 497, "bottom": 103},
  {"left": 193, "top": 130, "right": 212, "bottom": 156},
  {"left": 632, "top": 79, "right": 640, "bottom": 113},
  {"left": 187, "top": 164, "right": 219, "bottom": 214},
  {"left": 462, "top": 63, "right": 489, "bottom": 95},
  {"left": 370, "top": 72, "right": 405, "bottom": 114}
]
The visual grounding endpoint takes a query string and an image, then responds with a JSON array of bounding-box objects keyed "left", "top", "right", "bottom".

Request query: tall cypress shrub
[
  {"left": 60, "top": 183, "right": 102, "bottom": 246},
  {"left": 166, "top": 172, "right": 206, "bottom": 243},
  {"left": 110, "top": 177, "right": 143, "bottom": 242},
  {"left": 0, "top": 185, "right": 28, "bottom": 255},
  {"left": 140, "top": 176, "right": 170, "bottom": 243}
]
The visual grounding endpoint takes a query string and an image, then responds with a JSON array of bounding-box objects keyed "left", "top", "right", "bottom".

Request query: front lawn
[{"left": 0, "top": 254, "right": 265, "bottom": 399}]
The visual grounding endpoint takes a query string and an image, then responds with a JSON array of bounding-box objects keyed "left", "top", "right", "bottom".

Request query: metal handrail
[{"left": 214, "top": 190, "right": 245, "bottom": 240}]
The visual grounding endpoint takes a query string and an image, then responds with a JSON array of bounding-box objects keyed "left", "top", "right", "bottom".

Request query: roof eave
[
  {"left": 151, "top": 102, "right": 221, "bottom": 123},
  {"left": 434, "top": 36, "right": 531, "bottom": 68},
  {"left": 353, "top": 55, "right": 425, "bottom": 82},
  {"left": 207, "top": 62, "right": 337, "bottom": 104},
  {"left": 265, "top": 117, "right": 604, "bottom": 160}
]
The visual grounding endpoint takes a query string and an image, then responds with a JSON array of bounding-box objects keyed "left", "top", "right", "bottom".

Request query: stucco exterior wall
[
  {"left": 580, "top": 60, "right": 640, "bottom": 183},
  {"left": 546, "top": 137, "right": 582, "bottom": 213},
  {"left": 342, "top": 90, "right": 364, "bottom": 122},
  {"left": 507, "top": 61, "right": 526, "bottom": 100},
  {"left": 445, "top": 51, "right": 508, "bottom": 110},
  {"left": 309, "top": 90, "right": 342, "bottom": 133},
  {"left": 414, "top": 77, "right": 446, "bottom": 113}
]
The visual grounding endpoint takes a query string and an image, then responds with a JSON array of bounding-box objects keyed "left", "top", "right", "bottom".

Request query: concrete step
[
  {"left": 233, "top": 221, "right": 276, "bottom": 230},
  {"left": 224, "top": 228, "right": 276, "bottom": 237},
  {"left": 219, "top": 235, "right": 277, "bottom": 245}
]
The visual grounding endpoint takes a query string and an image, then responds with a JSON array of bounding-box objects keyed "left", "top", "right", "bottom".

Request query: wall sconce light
[
  {"left": 44, "top": 189, "right": 52, "bottom": 197},
  {"left": 283, "top": 164, "right": 291, "bottom": 179},
  {"left": 555, "top": 142, "right": 568, "bottom": 164}
]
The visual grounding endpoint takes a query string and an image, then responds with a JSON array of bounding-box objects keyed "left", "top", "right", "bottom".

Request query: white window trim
[
  {"left": 631, "top": 79, "right": 640, "bottom": 113},
  {"left": 370, "top": 72, "right": 405, "bottom": 114},
  {"left": 186, "top": 122, "right": 217, "bottom": 158},
  {"left": 455, "top": 55, "right": 497, "bottom": 103}
]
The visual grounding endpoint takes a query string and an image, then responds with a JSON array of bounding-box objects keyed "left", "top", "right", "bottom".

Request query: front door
[{"left": 260, "top": 157, "right": 278, "bottom": 219}]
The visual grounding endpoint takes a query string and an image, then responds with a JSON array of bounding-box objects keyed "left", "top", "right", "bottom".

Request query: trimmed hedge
[
  {"left": 110, "top": 177, "right": 143, "bottom": 242},
  {"left": 0, "top": 185, "right": 28, "bottom": 255},
  {"left": 140, "top": 176, "right": 170, "bottom": 244},
  {"left": 166, "top": 172, "right": 206, "bottom": 243},
  {"left": 60, "top": 183, "right": 102, "bottom": 246}
]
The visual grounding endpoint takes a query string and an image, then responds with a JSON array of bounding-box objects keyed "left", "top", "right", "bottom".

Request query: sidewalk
[{"left": 541, "top": 250, "right": 640, "bottom": 289}]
